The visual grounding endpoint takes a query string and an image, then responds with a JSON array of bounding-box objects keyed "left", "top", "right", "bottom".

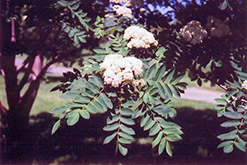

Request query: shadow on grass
[{"left": 7, "top": 108, "right": 247, "bottom": 164}]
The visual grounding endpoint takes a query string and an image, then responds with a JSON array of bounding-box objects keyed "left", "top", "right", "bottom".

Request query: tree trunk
[
  {"left": 1, "top": 54, "right": 43, "bottom": 163},
  {"left": 4, "top": 108, "right": 31, "bottom": 163}
]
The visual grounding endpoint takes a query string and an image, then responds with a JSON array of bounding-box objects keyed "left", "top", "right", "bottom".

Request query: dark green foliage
[{"left": 215, "top": 68, "right": 247, "bottom": 153}]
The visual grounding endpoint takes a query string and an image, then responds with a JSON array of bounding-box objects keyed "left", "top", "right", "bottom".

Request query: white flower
[
  {"left": 112, "top": 72, "right": 123, "bottom": 87},
  {"left": 126, "top": 57, "right": 143, "bottom": 68},
  {"left": 103, "top": 69, "right": 115, "bottom": 85},
  {"left": 122, "top": 67, "right": 132, "bottom": 73},
  {"left": 110, "top": 0, "right": 143, "bottom": 7},
  {"left": 113, "top": 5, "right": 132, "bottom": 18},
  {"left": 133, "top": 79, "right": 145, "bottom": 89},
  {"left": 122, "top": 67, "right": 133, "bottom": 80},
  {"left": 100, "top": 54, "right": 123, "bottom": 69},
  {"left": 123, "top": 72, "right": 134, "bottom": 80},
  {"left": 133, "top": 66, "right": 143, "bottom": 75},
  {"left": 179, "top": 20, "right": 208, "bottom": 45},
  {"left": 127, "top": 39, "right": 146, "bottom": 48},
  {"left": 100, "top": 54, "right": 143, "bottom": 87},
  {"left": 242, "top": 80, "right": 247, "bottom": 91},
  {"left": 124, "top": 26, "right": 158, "bottom": 49},
  {"left": 109, "top": 65, "right": 121, "bottom": 74},
  {"left": 116, "top": 58, "right": 132, "bottom": 69}
]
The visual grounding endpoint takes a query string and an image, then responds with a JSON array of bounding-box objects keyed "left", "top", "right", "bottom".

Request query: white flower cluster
[
  {"left": 109, "top": 0, "right": 142, "bottom": 7},
  {"left": 206, "top": 16, "right": 231, "bottom": 38},
  {"left": 242, "top": 80, "right": 247, "bottom": 91},
  {"left": 133, "top": 79, "right": 145, "bottom": 89},
  {"left": 100, "top": 54, "right": 143, "bottom": 88},
  {"left": 113, "top": 5, "right": 132, "bottom": 18},
  {"left": 179, "top": 20, "right": 208, "bottom": 45},
  {"left": 123, "top": 26, "right": 158, "bottom": 48}
]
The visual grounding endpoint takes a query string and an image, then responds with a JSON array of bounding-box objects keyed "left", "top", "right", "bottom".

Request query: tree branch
[
  {"left": 2, "top": 55, "right": 20, "bottom": 111},
  {"left": 20, "top": 54, "right": 63, "bottom": 112},
  {"left": 17, "top": 56, "right": 35, "bottom": 94},
  {"left": 16, "top": 55, "right": 33, "bottom": 73}
]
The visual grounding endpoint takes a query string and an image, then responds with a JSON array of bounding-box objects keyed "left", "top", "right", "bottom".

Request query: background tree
[{"left": 0, "top": 0, "right": 106, "bottom": 162}]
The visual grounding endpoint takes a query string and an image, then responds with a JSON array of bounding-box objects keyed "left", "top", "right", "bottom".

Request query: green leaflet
[
  {"left": 235, "top": 141, "right": 246, "bottom": 152},
  {"left": 176, "top": 82, "right": 187, "bottom": 91},
  {"left": 235, "top": 71, "right": 247, "bottom": 80},
  {"left": 122, "top": 100, "right": 135, "bottom": 107},
  {"left": 224, "top": 112, "right": 243, "bottom": 119},
  {"left": 214, "top": 105, "right": 225, "bottom": 111},
  {"left": 233, "top": 80, "right": 241, "bottom": 89},
  {"left": 120, "top": 124, "right": 135, "bottom": 135},
  {"left": 93, "top": 48, "right": 108, "bottom": 54},
  {"left": 91, "top": 100, "right": 104, "bottom": 113},
  {"left": 100, "top": 93, "right": 113, "bottom": 109},
  {"left": 66, "top": 102, "right": 83, "bottom": 108},
  {"left": 223, "top": 144, "right": 233, "bottom": 153},
  {"left": 152, "top": 132, "right": 163, "bottom": 148},
  {"left": 215, "top": 98, "right": 228, "bottom": 105},
  {"left": 165, "top": 134, "right": 182, "bottom": 142},
  {"left": 147, "top": 63, "right": 157, "bottom": 80},
  {"left": 217, "top": 130, "right": 237, "bottom": 140},
  {"left": 120, "top": 108, "right": 133, "bottom": 116},
  {"left": 220, "top": 120, "right": 240, "bottom": 127},
  {"left": 155, "top": 47, "right": 167, "bottom": 59},
  {"left": 79, "top": 110, "right": 90, "bottom": 119},
  {"left": 155, "top": 64, "right": 166, "bottom": 81},
  {"left": 162, "top": 83, "right": 172, "bottom": 98},
  {"left": 119, "top": 132, "right": 134, "bottom": 140},
  {"left": 103, "top": 123, "right": 119, "bottom": 131},
  {"left": 143, "top": 119, "right": 155, "bottom": 131},
  {"left": 166, "top": 141, "right": 172, "bottom": 157},
  {"left": 51, "top": 120, "right": 61, "bottom": 135},
  {"left": 153, "top": 105, "right": 172, "bottom": 117},
  {"left": 86, "top": 104, "right": 97, "bottom": 114},
  {"left": 163, "top": 69, "right": 175, "bottom": 83},
  {"left": 96, "top": 96, "right": 108, "bottom": 112},
  {"left": 156, "top": 82, "right": 166, "bottom": 99},
  {"left": 67, "top": 113, "right": 80, "bottom": 126},
  {"left": 83, "top": 80, "right": 99, "bottom": 94},
  {"left": 118, "top": 138, "right": 132, "bottom": 144},
  {"left": 130, "top": 99, "right": 143, "bottom": 111},
  {"left": 235, "top": 136, "right": 246, "bottom": 152},
  {"left": 118, "top": 143, "right": 128, "bottom": 156},
  {"left": 74, "top": 95, "right": 91, "bottom": 103},
  {"left": 149, "top": 123, "right": 160, "bottom": 136},
  {"left": 103, "top": 132, "right": 117, "bottom": 144},
  {"left": 140, "top": 114, "right": 150, "bottom": 127},
  {"left": 120, "top": 117, "right": 135, "bottom": 126},
  {"left": 169, "top": 85, "right": 180, "bottom": 97},
  {"left": 132, "top": 108, "right": 143, "bottom": 119},
  {"left": 106, "top": 115, "right": 119, "bottom": 124},
  {"left": 170, "top": 74, "right": 184, "bottom": 85},
  {"left": 217, "top": 140, "right": 234, "bottom": 148},
  {"left": 162, "top": 127, "right": 183, "bottom": 135},
  {"left": 159, "top": 121, "right": 181, "bottom": 129},
  {"left": 89, "top": 74, "right": 104, "bottom": 88},
  {"left": 50, "top": 106, "right": 67, "bottom": 114},
  {"left": 158, "top": 138, "right": 166, "bottom": 155},
  {"left": 66, "top": 109, "right": 81, "bottom": 117}
]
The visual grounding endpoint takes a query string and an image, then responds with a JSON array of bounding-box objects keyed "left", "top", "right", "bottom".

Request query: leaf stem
[{"left": 115, "top": 99, "right": 122, "bottom": 155}]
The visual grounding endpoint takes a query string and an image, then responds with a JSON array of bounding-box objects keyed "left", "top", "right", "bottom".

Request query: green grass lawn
[
  {"left": 0, "top": 74, "right": 216, "bottom": 117},
  {"left": 0, "top": 76, "right": 67, "bottom": 116}
]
